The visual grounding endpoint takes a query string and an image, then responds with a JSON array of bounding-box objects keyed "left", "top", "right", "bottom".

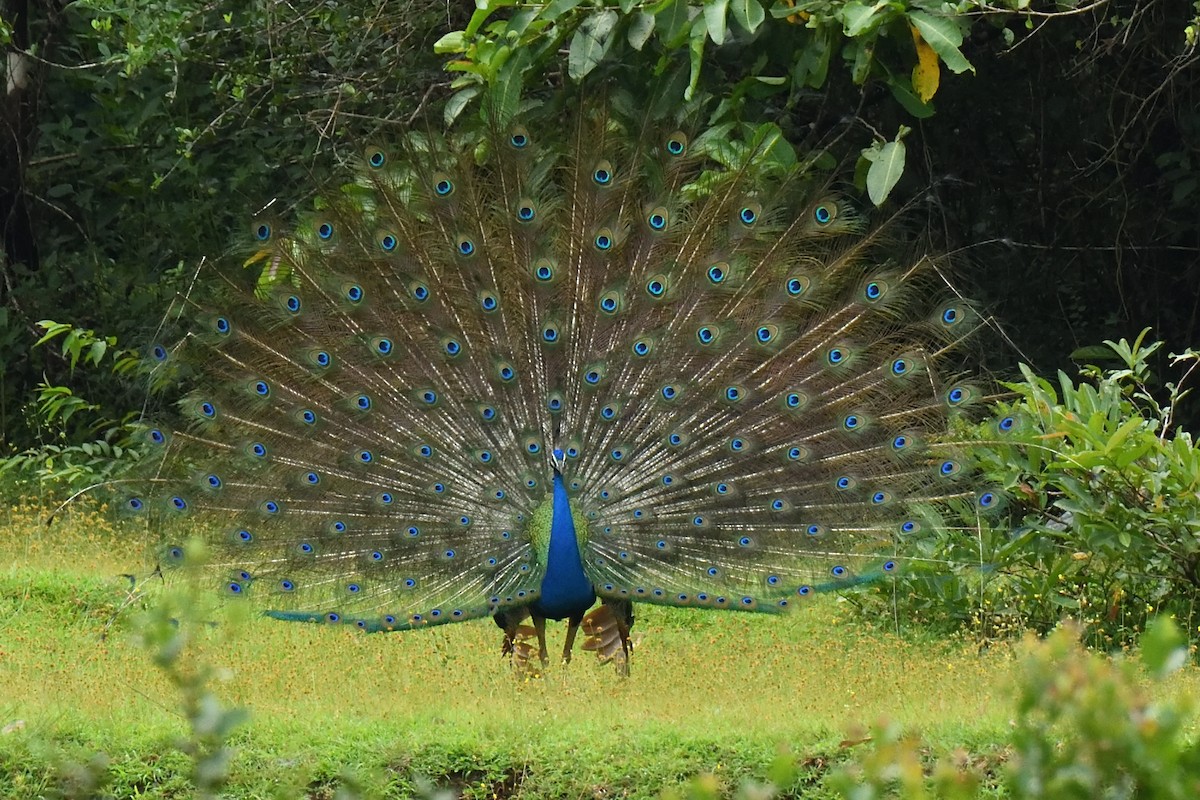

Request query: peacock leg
[
  {"left": 532, "top": 615, "right": 550, "bottom": 667},
  {"left": 496, "top": 611, "right": 516, "bottom": 658},
  {"left": 561, "top": 612, "right": 584, "bottom": 665},
  {"left": 495, "top": 607, "right": 531, "bottom": 659},
  {"left": 608, "top": 599, "right": 634, "bottom": 677},
  {"left": 494, "top": 608, "right": 542, "bottom": 678}
]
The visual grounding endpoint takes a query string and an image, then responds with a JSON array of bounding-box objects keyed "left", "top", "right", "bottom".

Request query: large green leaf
[
  {"left": 840, "top": 0, "right": 888, "bottom": 36},
  {"left": 466, "top": 0, "right": 515, "bottom": 38},
  {"left": 433, "top": 31, "right": 467, "bottom": 53},
  {"left": 863, "top": 138, "right": 906, "bottom": 205},
  {"left": 543, "top": 0, "right": 585, "bottom": 21},
  {"left": 687, "top": 15, "right": 708, "bottom": 99},
  {"left": 568, "top": 10, "right": 619, "bottom": 80},
  {"left": 656, "top": 0, "right": 692, "bottom": 45},
  {"left": 887, "top": 78, "right": 935, "bottom": 119},
  {"left": 504, "top": 7, "right": 541, "bottom": 38},
  {"left": 703, "top": 0, "right": 729, "bottom": 44},
  {"left": 792, "top": 24, "right": 832, "bottom": 89},
  {"left": 730, "top": 0, "right": 765, "bottom": 33},
  {"left": 628, "top": 11, "right": 656, "bottom": 50},
  {"left": 444, "top": 87, "right": 481, "bottom": 126},
  {"left": 907, "top": 11, "right": 974, "bottom": 74}
]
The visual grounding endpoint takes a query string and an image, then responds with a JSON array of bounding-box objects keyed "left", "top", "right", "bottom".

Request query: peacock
[{"left": 124, "top": 87, "right": 1002, "bottom": 676}]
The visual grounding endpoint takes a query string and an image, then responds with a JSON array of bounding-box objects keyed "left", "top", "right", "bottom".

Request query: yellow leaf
[{"left": 910, "top": 24, "right": 940, "bottom": 103}]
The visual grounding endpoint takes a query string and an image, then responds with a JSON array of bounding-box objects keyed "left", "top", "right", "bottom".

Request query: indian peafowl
[{"left": 126, "top": 89, "right": 1002, "bottom": 675}]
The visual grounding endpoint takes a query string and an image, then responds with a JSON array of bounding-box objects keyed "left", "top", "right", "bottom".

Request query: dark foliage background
[{"left": 1, "top": 0, "right": 1197, "bottom": 454}]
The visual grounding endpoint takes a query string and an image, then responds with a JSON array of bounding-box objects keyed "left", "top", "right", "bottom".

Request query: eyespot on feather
[
  {"left": 432, "top": 172, "right": 455, "bottom": 198},
  {"left": 645, "top": 205, "right": 669, "bottom": 232},
  {"left": 592, "top": 159, "right": 615, "bottom": 186},
  {"left": 664, "top": 131, "right": 688, "bottom": 157},
  {"left": 509, "top": 125, "right": 530, "bottom": 149}
]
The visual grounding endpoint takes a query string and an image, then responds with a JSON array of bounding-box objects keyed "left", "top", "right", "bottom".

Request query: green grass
[{"left": 2, "top": 498, "right": 1197, "bottom": 798}]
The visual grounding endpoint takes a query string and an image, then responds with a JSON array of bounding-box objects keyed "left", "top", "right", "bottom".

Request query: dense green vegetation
[
  {"left": 867, "top": 332, "right": 1200, "bottom": 650},
  {"left": 3, "top": 504, "right": 1199, "bottom": 798},
  {"left": 4, "top": 0, "right": 1200, "bottom": 796},
  {"left": 3, "top": 0, "right": 1198, "bottom": 457}
]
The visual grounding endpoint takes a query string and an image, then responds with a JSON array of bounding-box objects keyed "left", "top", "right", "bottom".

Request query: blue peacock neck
[{"left": 530, "top": 471, "right": 596, "bottom": 620}]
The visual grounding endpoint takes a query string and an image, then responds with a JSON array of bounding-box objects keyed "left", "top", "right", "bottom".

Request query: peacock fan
[{"left": 124, "top": 92, "right": 1003, "bottom": 676}]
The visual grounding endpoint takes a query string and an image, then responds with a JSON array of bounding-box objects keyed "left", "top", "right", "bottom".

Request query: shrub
[{"left": 874, "top": 330, "right": 1200, "bottom": 650}]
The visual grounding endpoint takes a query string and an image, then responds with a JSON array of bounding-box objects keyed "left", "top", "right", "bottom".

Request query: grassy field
[{"left": 3, "top": 498, "right": 1197, "bottom": 798}]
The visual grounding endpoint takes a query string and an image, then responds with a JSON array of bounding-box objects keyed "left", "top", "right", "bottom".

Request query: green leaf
[
  {"left": 863, "top": 138, "right": 905, "bottom": 205},
  {"left": 656, "top": 0, "right": 692, "bottom": 45},
  {"left": 88, "top": 340, "right": 108, "bottom": 366},
  {"left": 686, "top": 15, "right": 708, "bottom": 100},
  {"left": 730, "top": 0, "right": 766, "bottom": 33},
  {"left": 1171, "top": 176, "right": 1196, "bottom": 203},
  {"left": 543, "top": 0, "right": 585, "bottom": 21},
  {"left": 487, "top": 44, "right": 514, "bottom": 81},
  {"left": 433, "top": 31, "right": 468, "bottom": 54},
  {"left": 466, "top": 0, "right": 515, "bottom": 39},
  {"left": 444, "top": 87, "right": 481, "bottom": 126},
  {"left": 703, "top": 0, "right": 729, "bottom": 45},
  {"left": 1141, "top": 617, "right": 1187, "bottom": 678},
  {"left": 1113, "top": 440, "right": 1154, "bottom": 468},
  {"left": 504, "top": 7, "right": 541, "bottom": 38},
  {"left": 907, "top": 11, "right": 974, "bottom": 74},
  {"left": 849, "top": 38, "right": 873, "bottom": 84},
  {"left": 568, "top": 10, "right": 619, "bottom": 80},
  {"left": 746, "top": 122, "right": 795, "bottom": 170},
  {"left": 841, "top": 1, "right": 886, "bottom": 36},
  {"left": 35, "top": 320, "right": 72, "bottom": 347},
  {"left": 1072, "top": 344, "right": 1119, "bottom": 361},
  {"left": 628, "top": 11, "right": 656, "bottom": 50},
  {"left": 491, "top": 46, "right": 529, "bottom": 123},
  {"left": 1104, "top": 416, "right": 1145, "bottom": 454},
  {"left": 887, "top": 78, "right": 935, "bottom": 118},
  {"left": 853, "top": 153, "right": 872, "bottom": 193},
  {"left": 791, "top": 24, "right": 832, "bottom": 89}
]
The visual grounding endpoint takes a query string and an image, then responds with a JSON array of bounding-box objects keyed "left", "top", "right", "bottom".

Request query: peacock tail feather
[{"left": 124, "top": 89, "right": 1004, "bottom": 652}]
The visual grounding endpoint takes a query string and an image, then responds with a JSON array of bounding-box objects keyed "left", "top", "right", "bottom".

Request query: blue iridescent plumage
[
  {"left": 128, "top": 89, "right": 1000, "bottom": 675},
  {"left": 535, "top": 470, "right": 597, "bottom": 621}
]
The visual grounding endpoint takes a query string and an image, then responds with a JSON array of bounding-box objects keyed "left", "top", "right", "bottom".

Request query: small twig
[
  {"left": 979, "top": 0, "right": 1109, "bottom": 18},
  {"left": 8, "top": 46, "right": 109, "bottom": 71},
  {"left": 407, "top": 82, "right": 448, "bottom": 126},
  {"left": 28, "top": 144, "right": 145, "bottom": 168}
]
